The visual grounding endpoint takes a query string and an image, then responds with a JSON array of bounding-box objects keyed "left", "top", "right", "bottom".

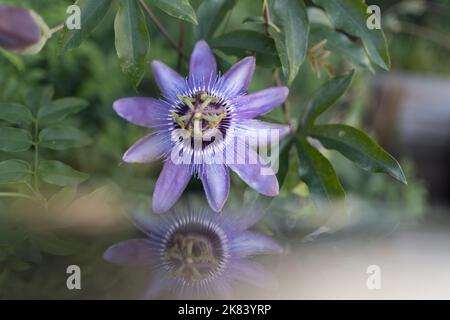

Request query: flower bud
[{"left": 0, "top": 5, "right": 51, "bottom": 55}]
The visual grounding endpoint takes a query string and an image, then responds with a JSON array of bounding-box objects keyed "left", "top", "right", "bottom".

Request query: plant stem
[
  {"left": 0, "top": 192, "right": 36, "bottom": 202},
  {"left": 22, "top": 181, "right": 46, "bottom": 205},
  {"left": 263, "top": 0, "right": 272, "bottom": 34},
  {"left": 177, "top": 21, "right": 185, "bottom": 72},
  {"left": 49, "top": 24, "right": 65, "bottom": 35},
  {"left": 138, "top": 0, "right": 186, "bottom": 59}
]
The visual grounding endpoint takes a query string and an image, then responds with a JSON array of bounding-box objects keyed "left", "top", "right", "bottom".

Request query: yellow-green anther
[
  {"left": 200, "top": 93, "right": 219, "bottom": 104},
  {"left": 177, "top": 94, "right": 196, "bottom": 110},
  {"left": 198, "top": 97, "right": 213, "bottom": 110},
  {"left": 172, "top": 112, "right": 186, "bottom": 129},
  {"left": 201, "top": 114, "right": 218, "bottom": 123},
  {"left": 209, "top": 113, "right": 225, "bottom": 128}
]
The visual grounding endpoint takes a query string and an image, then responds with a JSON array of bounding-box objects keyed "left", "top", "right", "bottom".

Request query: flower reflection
[{"left": 104, "top": 204, "right": 282, "bottom": 299}]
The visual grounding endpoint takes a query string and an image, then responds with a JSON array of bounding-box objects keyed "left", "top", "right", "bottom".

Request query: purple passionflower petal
[
  {"left": 151, "top": 61, "right": 186, "bottom": 99},
  {"left": 232, "top": 87, "right": 290, "bottom": 119},
  {"left": 122, "top": 132, "right": 171, "bottom": 163},
  {"left": 152, "top": 161, "right": 192, "bottom": 213},
  {"left": 0, "top": 5, "right": 50, "bottom": 54},
  {"left": 103, "top": 239, "right": 155, "bottom": 266},
  {"left": 189, "top": 40, "right": 217, "bottom": 86},
  {"left": 113, "top": 41, "right": 290, "bottom": 213},
  {"left": 113, "top": 97, "right": 171, "bottom": 128},
  {"left": 104, "top": 205, "right": 283, "bottom": 299},
  {"left": 200, "top": 164, "right": 230, "bottom": 212},
  {"left": 220, "top": 56, "right": 256, "bottom": 97}
]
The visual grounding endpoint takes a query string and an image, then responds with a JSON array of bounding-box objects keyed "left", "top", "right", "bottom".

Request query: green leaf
[
  {"left": 310, "top": 24, "right": 372, "bottom": 70},
  {"left": 0, "top": 160, "right": 31, "bottom": 183},
  {"left": 295, "top": 137, "right": 345, "bottom": 205},
  {"left": 38, "top": 160, "right": 88, "bottom": 187},
  {"left": 39, "top": 126, "right": 92, "bottom": 150},
  {"left": 24, "top": 86, "right": 54, "bottom": 112},
  {"left": 211, "top": 30, "right": 276, "bottom": 54},
  {"left": 312, "top": 0, "right": 390, "bottom": 70},
  {"left": 309, "top": 124, "right": 407, "bottom": 184},
  {"left": 152, "top": 0, "right": 197, "bottom": 24},
  {"left": 276, "top": 136, "right": 295, "bottom": 188},
  {"left": 0, "top": 103, "right": 34, "bottom": 126},
  {"left": 115, "top": 0, "right": 150, "bottom": 88},
  {"left": 0, "top": 48, "right": 25, "bottom": 71},
  {"left": 37, "top": 97, "right": 88, "bottom": 124},
  {"left": 194, "top": 0, "right": 238, "bottom": 40},
  {"left": 211, "top": 30, "right": 279, "bottom": 68},
  {"left": 58, "top": 0, "right": 113, "bottom": 53},
  {"left": 242, "top": 16, "right": 266, "bottom": 25},
  {"left": 300, "top": 70, "right": 354, "bottom": 127},
  {"left": 270, "top": 0, "right": 309, "bottom": 85},
  {"left": 0, "top": 127, "right": 33, "bottom": 152}
]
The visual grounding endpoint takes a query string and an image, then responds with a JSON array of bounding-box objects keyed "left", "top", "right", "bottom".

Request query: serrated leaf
[
  {"left": 312, "top": 0, "right": 390, "bottom": 70},
  {"left": 39, "top": 126, "right": 92, "bottom": 150},
  {"left": 296, "top": 137, "right": 345, "bottom": 205},
  {"left": 152, "top": 0, "right": 197, "bottom": 24},
  {"left": 310, "top": 24, "right": 372, "bottom": 70},
  {"left": 0, "top": 160, "right": 31, "bottom": 183},
  {"left": 58, "top": 0, "right": 113, "bottom": 53},
  {"left": 38, "top": 160, "right": 88, "bottom": 187},
  {"left": 270, "top": 0, "right": 309, "bottom": 85},
  {"left": 0, "top": 103, "right": 34, "bottom": 126},
  {"left": 309, "top": 124, "right": 407, "bottom": 184},
  {"left": 115, "top": 0, "right": 150, "bottom": 88},
  {"left": 37, "top": 97, "right": 88, "bottom": 124},
  {"left": 0, "top": 127, "right": 33, "bottom": 152},
  {"left": 300, "top": 70, "right": 354, "bottom": 127},
  {"left": 194, "top": 0, "right": 238, "bottom": 40}
]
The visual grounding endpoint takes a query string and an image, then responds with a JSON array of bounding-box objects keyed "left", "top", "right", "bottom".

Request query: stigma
[{"left": 171, "top": 91, "right": 228, "bottom": 142}]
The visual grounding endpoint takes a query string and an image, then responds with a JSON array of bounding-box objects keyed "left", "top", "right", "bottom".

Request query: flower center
[
  {"left": 164, "top": 227, "right": 225, "bottom": 282},
  {"left": 171, "top": 91, "right": 230, "bottom": 148}
]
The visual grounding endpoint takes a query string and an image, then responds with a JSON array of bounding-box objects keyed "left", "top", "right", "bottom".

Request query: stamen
[
  {"left": 165, "top": 232, "right": 222, "bottom": 282},
  {"left": 177, "top": 94, "right": 196, "bottom": 110},
  {"left": 172, "top": 112, "right": 186, "bottom": 129},
  {"left": 172, "top": 91, "right": 229, "bottom": 150},
  {"left": 209, "top": 113, "right": 225, "bottom": 129},
  {"left": 200, "top": 92, "right": 219, "bottom": 104}
]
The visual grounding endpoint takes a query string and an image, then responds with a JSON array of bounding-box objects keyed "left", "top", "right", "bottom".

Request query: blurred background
[{"left": 0, "top": 0, "right": 449, "bottom": 299}]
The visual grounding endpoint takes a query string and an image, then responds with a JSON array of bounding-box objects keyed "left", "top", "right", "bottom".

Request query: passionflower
[
  {"left": 0, "top": 5, "right": 51, "bottom": 54},
  {"left": 113, "top": 41, "right": 290, "bottom": 213},
  {"left": 104, "top": 205, "right": 282, "bottom": 299}
]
